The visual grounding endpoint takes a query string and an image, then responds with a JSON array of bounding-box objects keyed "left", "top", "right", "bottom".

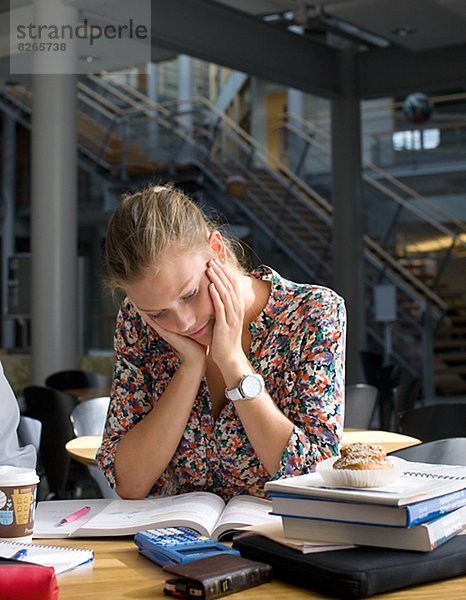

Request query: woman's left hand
[{"left": 207, "top": 259, "right": 246, "bottom": 370}]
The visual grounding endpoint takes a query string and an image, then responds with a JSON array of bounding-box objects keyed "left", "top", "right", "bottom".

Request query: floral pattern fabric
[{"left": 97, "top": 265, "right": 346, "bottom": 500}]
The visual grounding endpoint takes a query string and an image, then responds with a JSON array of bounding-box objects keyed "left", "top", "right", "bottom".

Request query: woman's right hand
[{"left": 139, "top": 310, "right": 208, "bottom": 370}]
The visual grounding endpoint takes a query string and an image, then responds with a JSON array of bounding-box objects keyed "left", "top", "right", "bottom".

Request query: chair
[
  {"left": 45, "top": 369, "right": 109, "bottom": 391},
  {"left": 389, "top": 438, "right": 466, "bottom": 466},
  {"left": 23, "top": 385, "right": 79, "bottom": 499},
  {"left": 70, "top": 397, "right": 110, "bottom": 437},
  {"left": 344, "top": 384, "right": 378, "bottom": 429},
  {"left": 359, "top": 351, "right": 402, "bottom": 429},
  {"left": 17, "top": 415, "right": 42, "bottom": 454},
  {"left": 398, "top": 403, "right": 466, "bottom": 443},
  {"left": 69, "top": 397, "right": 118, "bottom": 499},
  {"left": 359, "top": 350, "right": 384, "bottom": 388},
  {"left": 392, "top": 377, "right": 421, "bottom": 431}
]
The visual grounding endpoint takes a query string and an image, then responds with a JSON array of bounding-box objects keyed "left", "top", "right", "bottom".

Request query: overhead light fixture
[
  {"left": 392, "top": 26, "right": 417, "bottom": 37},
  {"left": 79, "top": 55, "right": 100, "bottom": 63}
]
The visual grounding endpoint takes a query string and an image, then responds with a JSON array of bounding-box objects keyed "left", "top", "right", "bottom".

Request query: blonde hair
[{"left": 105, "top": 184, "right": 245, "bottom": 292}]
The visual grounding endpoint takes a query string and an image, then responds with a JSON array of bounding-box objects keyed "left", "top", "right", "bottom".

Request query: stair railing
[
  {"left": 1, "top": 76, "right": 448, "bottom": 394},
  {"left": 280, "top": 112, "right": 466, "bottom": 287},
  {"left": 83, "top": 74, "right": 450, "bottom": 393}
]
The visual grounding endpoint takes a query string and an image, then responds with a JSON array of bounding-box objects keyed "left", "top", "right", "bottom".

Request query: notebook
[{"left": 0, "top": 540, "right": 94, "bottom": 574}]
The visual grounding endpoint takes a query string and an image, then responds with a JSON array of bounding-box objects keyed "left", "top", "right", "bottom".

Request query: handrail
[
  {"left": 281, "top": 90, "right": 466, "bottom": 125},
  {"left": 97, "top": 72, "right": 334, "bottom": 217},
  {"left": 87, "top": 74, "right": 448, "bottom": 311},
  {"left": 1, "top": 75, "right": 449, "bottom": 390},
  {"left": 283, "top": 114, "right": 466, "bottom": 244},
  {"left": 77, "top": 82, "right": 126, "bottom": 116},
  {"left": 364, "top": 236, "right": 447, "bottom": 313},
  {"left": 364, "top": 161, "right": 466, "bottom": 234},
  {"left": 87, "top": 74, "right": 334, "bottom": 228}
]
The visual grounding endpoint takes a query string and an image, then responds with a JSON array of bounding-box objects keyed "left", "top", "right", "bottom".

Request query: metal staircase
[
  {"left": 280, "top": 111, "right": 466, "bottom": 396},
  {"left": 2, "top": 74, "right": 463, "bottom": 396}
]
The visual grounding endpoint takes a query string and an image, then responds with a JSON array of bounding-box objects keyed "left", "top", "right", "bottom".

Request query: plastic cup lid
[{"left": 0, "top": 466, "right": 39, "bottom": 486}]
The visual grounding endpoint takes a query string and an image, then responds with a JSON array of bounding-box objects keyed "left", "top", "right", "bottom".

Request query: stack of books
[{"left": 264, "top": 460, "right": 466, "bottom": 552}]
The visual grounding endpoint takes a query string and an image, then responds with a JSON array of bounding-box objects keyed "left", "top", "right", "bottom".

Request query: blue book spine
[{"left": 405, "top": 489, "right": 466, "bottom": 527}]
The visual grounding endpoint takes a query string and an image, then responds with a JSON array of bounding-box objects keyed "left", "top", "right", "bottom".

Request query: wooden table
[
  {"left": 44, "top": 537, "right": 466, "bottom": 599},
  {"left": 64, "top": 387, "right": 111, "bottom": 402},
  {"left": 66, "top": 430, "right": 421, "bottom": 467},
  {"left": 342, "top": 429, "right": 420, "bottom": 453}
]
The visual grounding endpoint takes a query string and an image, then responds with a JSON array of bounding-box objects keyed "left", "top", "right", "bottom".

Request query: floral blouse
[{"left": 97, "top": 265, "right": 346, "bottom": 500}]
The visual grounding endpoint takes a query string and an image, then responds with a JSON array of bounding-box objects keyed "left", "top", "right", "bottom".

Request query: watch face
[{"left": 241, "top": 375, "right": 263, "bottom": 398}]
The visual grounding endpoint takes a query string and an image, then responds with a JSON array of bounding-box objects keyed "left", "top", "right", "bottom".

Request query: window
[{"left": 392, "top": 128, "right": 440, "bottom": 151}]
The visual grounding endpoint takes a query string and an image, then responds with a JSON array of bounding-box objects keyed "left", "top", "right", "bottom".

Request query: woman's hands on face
[
  {"left": 139, "top": 310, "right": 208, "bottom": 371},
  {"left": 207, "top": 259, "right": 246, "bottom": 370}
]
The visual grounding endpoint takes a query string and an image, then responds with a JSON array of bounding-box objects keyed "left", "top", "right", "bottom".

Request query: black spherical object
[{"left": 402, "top": 93, "right": 433, "bottom": 124}]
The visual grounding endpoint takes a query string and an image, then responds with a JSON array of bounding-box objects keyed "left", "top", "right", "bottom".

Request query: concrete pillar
[
  {"left": 146, "top": 61, "right": 159, "bottom": 159},
  {"left": 177, "top": 54, "right": 193, "bottom": 130},
  {"left": 331, "top": 93, "right": 366, "bottom": 384},
  {"left": 287, "top": 26, "right": 307, "bottom": 174},
  {"left": 287, "top": 87, "right": 307, "bottom": 174},
  {"left": 31, "top": 0, "right": 78, "bottom": 384},
  {"left": 1, "top": 114, "right": 16, "bottom": 348}
]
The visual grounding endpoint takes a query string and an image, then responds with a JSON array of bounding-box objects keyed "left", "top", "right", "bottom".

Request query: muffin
[
  {"left": 340, "top": 442, "right": 386, "bottom": 459},
  {"left": 314, "top": 442, "right": 400, "bottom": 487},
  {"left": 333, "top": 453, "right": 394, "bottom": 471},
  {"left": 334, "top": 442, "right": 394, "bottom": 471}
]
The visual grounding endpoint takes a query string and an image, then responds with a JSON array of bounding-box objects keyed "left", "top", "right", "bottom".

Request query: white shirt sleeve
[{"left": 0, "top": 361, "right": 37, "bottom": 469}]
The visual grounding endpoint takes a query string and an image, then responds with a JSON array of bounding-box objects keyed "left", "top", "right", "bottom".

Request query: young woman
[{"left": 97, "top": 184, "right": 346, "bottom": 500}]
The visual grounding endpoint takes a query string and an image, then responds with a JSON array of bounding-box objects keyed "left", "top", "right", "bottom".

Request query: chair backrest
[
  {"left": 398, "top": 404, "right": 466, "bottom": 442},
  {"left": 344, "top": 384, "right": 378, "bottom": 429},
  {"left": 23, "top": 385, "right": 78, "bottom": 498},
  {"left": 389, "top": 438, "right": 466, "bottom": 466},
  {"left": 45, "top": 369, "right": 108, "bottom": 391},
  {"left": 17, "top": 416, "right": 42, "bottom": 454},
  {"left": 70, "top": 397, "right": 110, "bottom": 437},
  {"left": 359, "top": 351, "right": 383, "bottom": 387},
  {"left": 87, "top": 464, "right": 120, "bottom": 499},
  {"left": 392, "top": 377, "right": 421, "bottom": 431}
]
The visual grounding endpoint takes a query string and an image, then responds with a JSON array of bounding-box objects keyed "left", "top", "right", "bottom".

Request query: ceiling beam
[
  {"left": 150, "top": 0, "right": 341, "bottom": 99},
  {"left": 358, "top": 44, "right": 466, "bottom": 99}
]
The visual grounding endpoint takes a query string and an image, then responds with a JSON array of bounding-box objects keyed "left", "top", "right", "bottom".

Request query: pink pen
[{"left": 58, "top": 506, "right": 91, "bottom": 525}]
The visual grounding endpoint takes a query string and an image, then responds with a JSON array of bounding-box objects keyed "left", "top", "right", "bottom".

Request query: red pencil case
[{"left": 0, "top": 558, "right": 59, "bottom": 600}]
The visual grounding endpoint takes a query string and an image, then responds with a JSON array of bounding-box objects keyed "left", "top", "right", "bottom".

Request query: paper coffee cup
[{"left": 0, "top": 466, "right": 39, "bottom": 542}]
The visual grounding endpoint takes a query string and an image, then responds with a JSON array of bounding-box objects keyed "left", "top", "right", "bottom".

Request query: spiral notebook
[
  {"left": 265, "top": 460, "right": 466, "bottom": 506},
  {"left": 0, "top": 540, "right": 94, "bottom": 574}
]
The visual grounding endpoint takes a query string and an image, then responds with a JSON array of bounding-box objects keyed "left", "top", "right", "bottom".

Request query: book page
[
  {"left": 34, "top": 499, "right": 110, "bottom": 538},
  {"left": 212, "top": 495, "right": 279, "bottom": 539},
  {"left": 79, "top": 491, "right": 226, "bottom": 537},
  {"left": 239, "top": 522, "right": 355, "bottom": 554}
]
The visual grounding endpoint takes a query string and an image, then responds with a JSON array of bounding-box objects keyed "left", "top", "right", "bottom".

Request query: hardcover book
[
  {"left": 269, "top": 488, "right": 466, "bottom": 527},
  {"left": 163, "top": 553, "right": 272, "bottom": 599},
  {"left": 281, "top": 505, "right": 466, "bottom": 552}
]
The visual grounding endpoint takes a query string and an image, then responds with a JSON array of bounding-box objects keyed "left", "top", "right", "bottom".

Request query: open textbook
[{"left": 34, "top": 492, "right": 278, "bottom": 540}]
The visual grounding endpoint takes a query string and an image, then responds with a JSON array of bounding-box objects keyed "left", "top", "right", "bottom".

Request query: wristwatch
[{"left": 225, "top": 374, "right": 265, "bottom": 401}]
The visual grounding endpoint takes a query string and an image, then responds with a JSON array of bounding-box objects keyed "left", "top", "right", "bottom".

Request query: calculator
[{"left": 134, "top": 527, "right": 240, "bottom": 567}]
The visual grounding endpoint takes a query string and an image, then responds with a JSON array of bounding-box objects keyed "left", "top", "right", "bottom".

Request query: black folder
[{"left": 233, "top": 533, "right": 466, "bottom": 599}]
